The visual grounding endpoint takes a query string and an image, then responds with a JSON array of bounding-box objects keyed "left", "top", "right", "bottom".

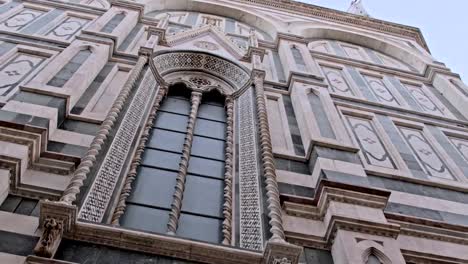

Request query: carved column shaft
[
  {"left": 167, "top": 91, "right": 203, "bottom": 234},
  {"left": 60, "top": 55, "right": 148, "bottom": 205},
  {"left": 222, "top": 97, "right": 234, "bottom": 245},
  {"left": 111, "top": 84, "right": 168, "bottom": 225},
  {"left": 253, "top": 72, "right": 285, "bottom": 241}
]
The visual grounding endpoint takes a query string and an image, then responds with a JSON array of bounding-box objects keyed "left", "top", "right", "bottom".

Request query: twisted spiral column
[
  {"left": 252, "top": 72, "right": 285, "bottom": 241},
  {"left": 60, "top": 56, "right": 148, "bottom": 205},
  {"left": 111, "top": 85, "right": 168, "bottom": 225},
  {"left": 167, "top": 91, "right": 202, "bottom": 235},
  {"left": 222, "top": 97, "right": 234, "bottom": 245}
]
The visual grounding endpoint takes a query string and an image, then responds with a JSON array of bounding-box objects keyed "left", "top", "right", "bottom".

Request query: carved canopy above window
[{"left": 152, "top": 51, "right": 251, "bottom": 91}]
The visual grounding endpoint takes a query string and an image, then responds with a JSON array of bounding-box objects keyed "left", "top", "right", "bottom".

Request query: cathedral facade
[{"left": 0, "top": 0, "right": 467, "bottom": 263}]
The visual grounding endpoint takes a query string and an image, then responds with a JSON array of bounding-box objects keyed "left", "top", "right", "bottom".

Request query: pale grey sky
[{"left": 298, "top": 0, "right": 467, "bottom": 81}]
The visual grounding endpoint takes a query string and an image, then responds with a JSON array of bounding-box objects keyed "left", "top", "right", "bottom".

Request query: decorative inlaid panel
[
  {"left": 0, "top": 53, "right": 45, "bottom": 96},
  {"left": 322, "top": 66, "right": 354, "bottom": 96},
  {"left": 309, "top": 42, "right": 329, "bottom": 53},
  {"left": 153, "top": 52, "right": 250, "bottom": 89},
  {"left": 404, "top": 83, "right": 444, "bottom": 116},
  {"left": 398, "top": 126, "right": 454, "bottom": 180},
  {"left": 0, "top": 8, "right": 44, "bottom": 31},
  {"left": 449, "top": 137, "right": 468, "bottom": 163},
  {"left": 342, "top": 45, "right": 365, "bottom": 61},
  {"left": 79, "top": 68, "right": 156, "bottom": 222},
  {"left": 238, "top": 87, "right": 263, "bottom": 250},
  {"left": 346, "top": 116, "right": 396, "bottom": 169},
  {"left": 364, "top": 75, "right": 400, "bottom": 107},
  {"left": 46, "top": 16, "right": 90, "bottom": 40}
]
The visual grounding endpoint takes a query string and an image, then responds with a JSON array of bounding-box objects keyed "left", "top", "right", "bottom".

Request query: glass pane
[
  {"left": 147, "top": 129, "right": 186, "bottom": 153},
  {"left": 121, "top": 204, "right": 169, "bottom": 234},
  {"left": 154, "top": 112, "right": 189, "bottom": 132},
  {"left": 197, "top": 104, "right": 226, "bottom": 122},
  {"left": 128, "top": 167, "right": 177, "bottom": 209},
  {"left": 187, "top": 156, "right": 225, "bottom": 179},
  {"left": 160, "top": 97, "right": 191, "bottom": 115},
  {"left": 141, "top": 149, "right": 181, "bottom": 171},
  {"left": 177, "top": 213, "right": 222, "bottom": 243},
  {"left": 182, "top": 175, "right": 223, "bottom": 218},
  {"left": 191, "top": 136, "right": 225, "bottom": 160},
  {"left": 194, "top": 118, "right": 226, "bottom": 139}
]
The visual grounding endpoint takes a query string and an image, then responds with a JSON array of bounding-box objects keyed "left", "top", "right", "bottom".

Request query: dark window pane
[
  {"left": 0, "top": 195, "right": 21, "bottom": 212},
  {"left": 128, "top": 167, "right": 177, "bottom": 209},
  {"left": 147, "top": 129, "right": 185, "bottom": 153},
  {"left": 30, "top": 202, "right": 40, "bottom": 217},
  {"left": 194, "top": 119, "right": 226, "bottom": 139},
  {"left": 141, "top": 149, "right": 181, "bottom": 171},
  {"left": 191, "top": 136, "right": 225, "bottom": 160},
  {"left": 160, "top": 97, "right": 190, "bottom": 115},
  {"left": 182, "top": 175, "right": 223, "bottom": 218},
  {"left": 188, "top": 156, "right": 224, "bottom": 179},
  {"left": 154, "top": 112, "right": 189, "bottom": 132},
  {"left": 15, "top": 198, "right": 37, "bottom": 215},
  {"left": 177, "top": 213, "right": 222, "bottom": 243},
  {"left": 121, "top": 204, "right": 169, "bottom": 234},
  {"left": 197, "top": 104, "right": 226, "bottom": 122}
]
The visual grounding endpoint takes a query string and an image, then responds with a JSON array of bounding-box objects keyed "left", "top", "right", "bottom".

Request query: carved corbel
[
  {"left": 33, "top": 199, "right": 77, "bottom": 258},
  {"left": 33, "top": 218, "right": 64, "bottom": 258},
  {"left": 263, "top": 239, "right": 303, "bottom": 264}
]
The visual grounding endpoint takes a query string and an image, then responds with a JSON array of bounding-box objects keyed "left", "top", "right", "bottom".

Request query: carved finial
[{"left": 347, "top": 0, "right": 371, "bottom": 17}]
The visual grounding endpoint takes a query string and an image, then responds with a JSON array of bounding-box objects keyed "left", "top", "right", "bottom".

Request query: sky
[{"left": 298, "top": 0, "right": 468, "bottom": 81}]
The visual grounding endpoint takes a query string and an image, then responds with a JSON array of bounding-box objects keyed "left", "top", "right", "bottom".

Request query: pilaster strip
[
  {"left": 111, "top": 84, "right": 169, "bottom": 225},
  {"left": 60, "top": 56, "right": 148, "bottom": 205},
  {"left": 167, "top": 91, "right": 203, "bottom": 235},
  {"left": 222, "top": 97, "right": 234, "bottom": 245},
  {"left": 253, "top": 71, "right": 286, "bottom": 241},
  {"left": 78, "top": 68, "right": 156, "bottom": 222}
]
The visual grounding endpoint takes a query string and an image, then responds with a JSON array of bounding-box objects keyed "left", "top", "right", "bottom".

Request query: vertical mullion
[
  {"left": 167, "top": 91, "right": 203, "bottom": 235},
  {"left": 222, "top": 97, "right": 234, "bottom": 245}
]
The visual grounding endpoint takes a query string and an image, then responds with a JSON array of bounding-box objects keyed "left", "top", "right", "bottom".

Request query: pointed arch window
[
  {"left": 291, "top": 45, "right": 307, "bottom": 72},
  {"left": 120, "top": 83, "right": 230, "bottom": 244},
  {"left": 367, "top": 255, "right": 382, "bottom": 264}
]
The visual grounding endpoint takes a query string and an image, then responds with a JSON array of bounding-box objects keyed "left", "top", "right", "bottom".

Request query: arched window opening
[
  {"left": 367, "top": 254, "right": 382, "bottom": 264},
  {"left": 121, "top": 83, "right": 227, "bottom": 244},
  {"left": 291, "top": 45, "right": 307, "bottom": 72}
]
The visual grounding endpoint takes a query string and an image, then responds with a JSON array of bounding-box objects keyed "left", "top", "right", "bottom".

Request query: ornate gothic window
[{"left": 120, "top": 83, "right": 228, "bottom": 244}]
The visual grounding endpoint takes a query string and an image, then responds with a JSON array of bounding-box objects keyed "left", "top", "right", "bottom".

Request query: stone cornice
[{"left": 233, "top": 0, "right": 430, "bottom": 52}]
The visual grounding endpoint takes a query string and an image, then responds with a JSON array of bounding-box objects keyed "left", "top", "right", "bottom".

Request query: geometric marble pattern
[
  {"left": 46, "top": 16, "right": 90, "bottom": 40},
  {"left": 399, "top": 126, "right": 454, "bottom": 180},
  {"left": 364, "top": 75, "right": 400, "bottom": 107},
  {"left": 237, "top": 87, "right": 264, "bottom": 251},
  {"left": 323, "top": 66, "right": 354, "bottom": 96},
  {"left": 403, "top": 83, "right": 444, "bottom": 116},
  {"left": 0, "top": 8, "right": 44, "bottom": 31},
  {"left": 346, "top": 116, "right": 396, "bottom": 169},
  {"left": 449, "top": 137, "right": 468, "bottom": 163},
  {"left": 0, "top": 53, "right": 45, "bottom": 96}
]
